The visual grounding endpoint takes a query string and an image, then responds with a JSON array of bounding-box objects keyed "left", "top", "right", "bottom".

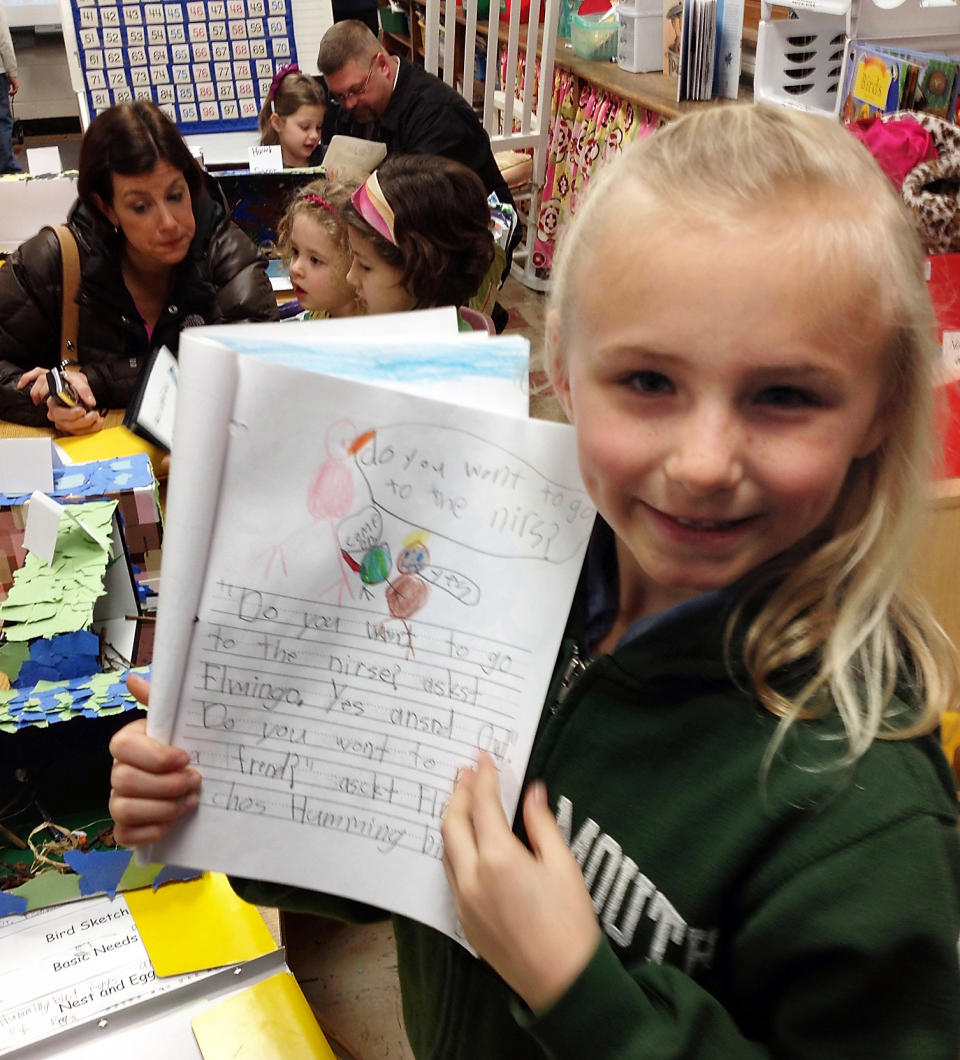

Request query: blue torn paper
[
  {"left": 0, "top": 665, "right": 150, "bottom": 732},
  {"left": 152, "top": 864, "right": 203, "bottom": 889},
  {"left": 63, "top": 848, "right": 134, "bottom": 898},
  {"left": 0, "top": 454, "right": 155, "bottom": 507}
]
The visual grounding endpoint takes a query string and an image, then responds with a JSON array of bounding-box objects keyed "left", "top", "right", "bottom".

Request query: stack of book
[{"left": 664, "top": 0, "right": 745, "bottom": 102}]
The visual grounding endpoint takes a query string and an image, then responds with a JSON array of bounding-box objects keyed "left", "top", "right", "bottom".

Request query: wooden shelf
[{"left": 552, "top": 38, "right": 752, "bottom": 118}]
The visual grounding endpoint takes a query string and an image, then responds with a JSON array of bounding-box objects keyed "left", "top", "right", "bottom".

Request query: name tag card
[{"left": 248, "top": 143, "right": 282, "bottom": 171}]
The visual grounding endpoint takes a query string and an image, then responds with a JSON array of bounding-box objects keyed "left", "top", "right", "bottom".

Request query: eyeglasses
[{"left": 329, "top": 56, "right": 378, "bottom": 107}]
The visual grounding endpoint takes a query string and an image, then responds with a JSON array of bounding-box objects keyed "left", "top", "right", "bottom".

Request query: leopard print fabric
[{"left": 892, "top": 110, "right": 960, "bottom": 254}]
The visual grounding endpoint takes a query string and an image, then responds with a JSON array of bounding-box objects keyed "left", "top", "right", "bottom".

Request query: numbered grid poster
[{"left": 71, "top": 0, "right": 297, "bottom": 134}]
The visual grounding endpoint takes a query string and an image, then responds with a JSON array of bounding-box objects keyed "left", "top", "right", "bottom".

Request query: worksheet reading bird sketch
[{"left": 146, "top": 336, "right": 595, "bottom": 943}]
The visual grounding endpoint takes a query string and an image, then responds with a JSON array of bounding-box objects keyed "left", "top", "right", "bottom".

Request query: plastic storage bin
[
  {"left": 617, "top": 9, "right": 661, "bottom": 72},
  {"left": 379, "top": 5, "right": 408, "bottom": 35},
  {"left": 571, "top": 10, "right": 620, "bottom": 62},
  {"left": 754, "top": 8, "right": 846, "bottom": 115}
]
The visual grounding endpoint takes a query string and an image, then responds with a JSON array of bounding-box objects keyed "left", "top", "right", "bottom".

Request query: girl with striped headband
[
  {"left": 276, "top": 177, "right": 361, "bottom": 319},
  {"left": 257, "top": 64, "right": 326, "bottom": 169},
  {"left": 342, "top": 153, "right": 498, "bottom": 329}
]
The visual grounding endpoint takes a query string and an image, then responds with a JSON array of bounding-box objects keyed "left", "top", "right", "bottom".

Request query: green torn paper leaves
[{"left": 0, "top": 501, "right": 118, "bottom": 641}]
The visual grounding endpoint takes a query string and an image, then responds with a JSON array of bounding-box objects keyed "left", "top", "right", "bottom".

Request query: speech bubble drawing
[
  {"left": 338, "top": 505, "right": 383, "bottom": 557},
  {"left": 352, "top": 424, "right": 595, "bottom": 562},
  {"left": 419, "top": 564, "right": 481, "bottom": 606}
]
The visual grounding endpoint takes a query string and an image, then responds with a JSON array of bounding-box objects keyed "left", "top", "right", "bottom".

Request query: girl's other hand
[
  {"left": 108, "top": 674, "right": 202, "bottom": 847},
  {"left": 441, "top": 752, "right": 602, "bottom": 1013}
]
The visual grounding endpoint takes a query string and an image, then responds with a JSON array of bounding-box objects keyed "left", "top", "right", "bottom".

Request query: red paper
[{"left": 928, "top": 254, "right": 960, "bottom": 479}]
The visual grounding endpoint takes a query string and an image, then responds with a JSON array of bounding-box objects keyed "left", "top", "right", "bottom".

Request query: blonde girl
[
  {"left": 275, "top": 177, "right": 360, "bottom": 319},
  {"left": 439, "top": 102, "right": 960, "bottom": 1056},
  {"left": 257, "top": 63, "right": 325, "bottom": 169},
  {"left": 107, "top": 105, "right": 960, "bottom": 1057}
]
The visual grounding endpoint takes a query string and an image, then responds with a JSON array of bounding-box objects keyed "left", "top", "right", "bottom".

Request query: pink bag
[{"left": 846, "top": 113, "right": 938, "bottom": 190}]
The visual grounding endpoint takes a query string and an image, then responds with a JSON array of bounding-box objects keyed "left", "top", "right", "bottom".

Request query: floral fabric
[
  {"left": 533, "top": 69, "right": 660, "bottom": 274},
  {"left": 495, "top": 47, "right": 661, "bottom": 279}
]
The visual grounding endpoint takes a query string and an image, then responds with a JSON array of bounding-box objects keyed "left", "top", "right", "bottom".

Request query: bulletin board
[{"left": 57, "top": 0, "right": 332, "bottom": 145}]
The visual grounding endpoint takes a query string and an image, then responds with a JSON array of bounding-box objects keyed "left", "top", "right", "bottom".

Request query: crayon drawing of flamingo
[{"left": 263, "top": 421, "right": 370, "bottom": 604}]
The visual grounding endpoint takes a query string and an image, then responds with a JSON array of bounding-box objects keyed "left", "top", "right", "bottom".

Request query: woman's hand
[
  {"left": 17, "top": 366, "right": 95, "bottom": 407},
  {"left": 16, "top": 366, "right": 105, "bottom": 435},
  {"left": 108, "top": 673, "right": 202, "bottom": 847},
  {"left": 46, "top": 402, "right": 105, "bottom": 436},
  {"left": 17, "top": 366, "right": 53, "bottom": 405},
  {"left": 441, "top": 752, "right": 602, "bottom": 1014}
]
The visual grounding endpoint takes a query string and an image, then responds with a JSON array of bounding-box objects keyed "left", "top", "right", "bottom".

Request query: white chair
[{"left": 420, "top": 0, "right": 560, "bottom": 291}]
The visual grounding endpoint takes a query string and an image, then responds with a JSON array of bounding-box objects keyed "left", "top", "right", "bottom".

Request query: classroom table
[{"left": 0, "top": 408, "right": 127, "bottom": 438}]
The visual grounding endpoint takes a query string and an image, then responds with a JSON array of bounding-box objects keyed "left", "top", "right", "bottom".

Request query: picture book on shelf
[
  {"left": 665, "top": 0, "right": 742, "bottom": 101},
  {"left": 840, "top": 41, "right": 916, "bottom": 122},
  {"left": 841, "top": 41, "right": 960, "bottom": 124},
  {"left": 885, "top": 47, "right": 959, "bottom": 123}
]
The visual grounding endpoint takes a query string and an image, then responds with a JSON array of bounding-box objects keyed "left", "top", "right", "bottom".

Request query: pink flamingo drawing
[{"left": 263, "top": 421, "right": 369, "bottom": 604}]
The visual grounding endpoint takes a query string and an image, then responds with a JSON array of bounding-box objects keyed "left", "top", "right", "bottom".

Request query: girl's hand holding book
[
  {"left": 108, "top": 674, "right": 202, "bottom": 847},
  {"left": 442, "top": 752, "right": 602, "bottom": 1014}
]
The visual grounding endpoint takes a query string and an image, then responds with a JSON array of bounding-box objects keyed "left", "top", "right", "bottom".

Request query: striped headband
[{"left": 350, "top": 171, "right": 397, "bottom": 246}]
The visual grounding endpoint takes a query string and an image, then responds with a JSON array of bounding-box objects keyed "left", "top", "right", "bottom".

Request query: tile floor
[{"left": 497, "top": 273, "right": 564, "bottom": 423}]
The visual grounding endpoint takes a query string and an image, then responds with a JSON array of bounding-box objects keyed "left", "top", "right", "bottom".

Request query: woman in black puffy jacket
[{"left": 0, "top": 100, "right": 278, "bottom": 433}]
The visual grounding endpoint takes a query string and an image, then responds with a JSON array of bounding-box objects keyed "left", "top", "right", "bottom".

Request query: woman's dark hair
[
  {"left": 77, "top": 101, "right": 204, "bottom": 211},
  {"left": 342, "top": 153, "right": 495, "bottom": 309}
]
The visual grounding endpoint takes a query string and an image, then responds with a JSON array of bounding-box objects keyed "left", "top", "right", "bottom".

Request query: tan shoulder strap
[{"left": 47, "top": 224, "right": 81, "bottom": 364}]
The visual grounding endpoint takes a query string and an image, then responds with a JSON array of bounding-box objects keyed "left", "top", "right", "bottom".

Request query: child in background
[
  {"left": 275, "top": 177, "right": 360, "bottom": 319},
  {"left": 257, "top": 63, "right": 325, "bottom": 169},
  {"left": 107, "top": 105, "right": 960, "bottom": 1058},
  {"left": 342, "top": 153, "right": 500, "bottom": 330}
]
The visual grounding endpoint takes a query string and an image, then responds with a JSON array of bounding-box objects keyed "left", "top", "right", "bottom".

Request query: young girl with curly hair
[{"left": 275, "top": 177, "right": 360, "bottom": 319}]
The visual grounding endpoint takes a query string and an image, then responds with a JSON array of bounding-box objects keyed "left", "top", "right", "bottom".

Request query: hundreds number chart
[{"left": 70, "top": 0, "right": 297, "bottom": 135}]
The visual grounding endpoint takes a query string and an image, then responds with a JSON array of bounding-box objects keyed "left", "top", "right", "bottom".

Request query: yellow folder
[
  {"left": 125, "top": 872, "right": 277, "bottom": 976},
  {"left": 55, "top": 425, "right": 167, "bottom": 476},
  {"left": 191, "top": 971, "right": 336, "bottom": 1060}
]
